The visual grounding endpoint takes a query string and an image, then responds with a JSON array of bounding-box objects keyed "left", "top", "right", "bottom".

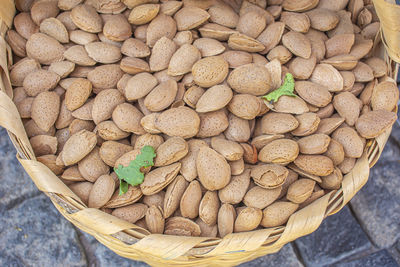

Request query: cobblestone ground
[{"left": 1, "top": 117, "right": 400, "bottom": 266}]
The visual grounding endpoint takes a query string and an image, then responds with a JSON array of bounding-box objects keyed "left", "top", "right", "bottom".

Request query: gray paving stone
[
  {"left": 0, "top": 128, "right": 40, "bottom": 212},
  {"left": 239, "top": 244, "right": 303, "bottom": 267},
  {"left": 350, "top": 159, "right": 400, "bottom": 248},
  {"left": 333, "top": 250, "right": 399, "bottom": 267},
  {"left": 78, "top": 230, "right": 149, "bottom": 267},
  {"left": 0, "top": 195, "right": 87, "bottom": 266},
  {"left": 295, "top": 206, "right": 372, "bottom": 267}
]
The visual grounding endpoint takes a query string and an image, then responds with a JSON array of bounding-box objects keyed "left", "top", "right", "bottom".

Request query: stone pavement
[{"left": 1, "top": 120, "right": 400, "bottom": 266}]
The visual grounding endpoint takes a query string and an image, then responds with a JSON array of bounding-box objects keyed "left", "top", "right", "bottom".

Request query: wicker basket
[{"left": 0, "top": 1, "right": 399, "bottom": 266}]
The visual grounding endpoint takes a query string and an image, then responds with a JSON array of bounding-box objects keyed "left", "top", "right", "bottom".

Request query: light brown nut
[
  {"left": 332, "top": 127, "right": 364, "bottom": 158},
  {"left": 173, "top": 30, "right": 193, "bottom": 46},
  {"left": 310, "top": 64, "right": 344, "bottom": 92},
  {"left": 39, "top": 18, "right": 69, "bottom": 43},
  {"left": 55, "top": 128, "right": 70, "bottom": 153},
  {"left": 78, "top": 147, "right": 109, "bottom": 182},
  {"left": 49, "top": 61, "right": 75, "bottom": 78},
  {"left": 146, "top": 13, "right": 177, "bottom": 47},
  {"left": 23, "top": 69, "right": 60, "bottom": 97},
  {"left": 141, "top": 113, "right": 162, "bottom": 134},
  {"left": 31, "top": 91, "right": 60, "bottom": 132},
  {"left": 112, "top": 203, "right": 148, "bottom": 223},
  {"left": 71, "top": 4, "right": 103, "bottom": 33},
  {"left": 37, "top": 154, "right": 64, "bottom": 176},
  {"left": 333, "top": 92, "right": 361, "bottom": 126},
  {"left": 61, "top": 130, "right": 97, "bottom": 166},
  {"left": 14, "top": 12, "right": 39, "bottom": 40},
  {"left": 69, "top": 182, "right": 93, "bottom": 205},
  {"left": 150, "top": 37, "right": 177, "bottom": 72},
  {"left": 218, "top": 204, "right": 236, "bottom": 238},
  {"left": 244, "top": 186, "right": 281, "bottom": 209},
  {"left": 163, "top": 175, "right": 188, "bottom": 218},
  {"left": 128, "top": 4, "right": 160, "bottom": 25},
  {"left": 104, "top": 185, "right": 143, "bottom": 208},
  {"left": 100, "top": 141, "right": 133, "bottom": 167},
  {"left": 297, "top": 134, "right": 331, "bottom": 155},
  {"left": 85, "top": 42, "right": 122, "bottom": 64},
  {"left": 227, "top": 94, "right": 262, "bottom": 120},
  {"left": 210, "top": 137, "right": 243, "bottom": 161},
  {"left": 371, "top": 81, "right": 399, "bottom": 112},
  {"left": 364, "top": 57, "right": 387, "bottom": 78},
  {"left": 307, "top": 8, "right": 339, "bottom": 31},
  {"left": 196, "top": 218, "right": 218, "bottom": 237},
  {"left": 143, "top": 191, "right": 165, "bottom": 208},
  {"left": 234, "top": 207, "right": 262, "bottom": 232},
  {"left": 168, "top": 44, "right": 201, "bottom": 76},
  {"left": 228, "top": 157, "right": 244, "bottom": 175},
  {"left": 155, "top": 137, "right": 188, "bottom": 167},
  {"left": 282, "top": 0, "right": 319, "bottom": 11},
  {"left": 292, "top": 112, "right": 320, "bottom": 136},
  {"left": 278, "top": 169, "right": 298, "bottom": 198},
  {"left": 65, "top": 78, "right": 92, "bottom": 111},
  {"left": 144, "top": 80, "right": 178, "bottom": 112},
  {"left": 87, "top": 64, "right": 123, "bottom": 90},
  {"left": 272, "top": 96, "right": 310, "bottom": 115},
  {"left": 228, "top": 33, "right": 265, "bottom": 53},
  {"left": 355, "top": 110, "right": 397, "bottom": 139},
  {"left": 140, "top": 163, "right": 181, "bottom": 195},
  {"left": 261, "top": 201, "right": 299, "bottom": 227},
  {"left": 121, "top": 38, "right": 150, "bottom": 58},
  {"left": 352, "top": 62, "right": 374, "bottom": 83},
  {"left": 161, "top": 1, "right": 183, "bottom": 16},
  {"left": 7, "top": 30, "right": 26, "bottom": 58},
  {"left": 97, "top": 121, "right": 130, "bottom": 141},
  {"left": 196, "top": 85, "right": 233, "bottom": 113},
  {"left": 321, "top": 55, "right": 358, "bottom": 71},
  {"left": 222, "top": 51, "right": 252, "bottom": 69},
  {"left": 198, "top": 23, "right": 236, "bottom": 41},
  {"left": 112, "top": 103, "right": 145, "bottom": 135},
  {"left": 325, "top": 34, "right": 355, "bottom": 59},
  {"left": 30, "top": 135, "right": 58, "bottom": 157},
  {"left": 208, "top": 4, "right": 239, "bottom": 28},
  {"left": 145, "top": 205, "right": 165, "bottom": 234},
  {"left": 92, "top": 89, "right": 125, "bottom": 125},
  {"left": 282, "top": 31, "right": 311, "bottom": 59},
  {"left": 16, "top": 97, "right": 33, "bottom": 119},
  {"left": 177, "top": 139, "right": 207, "bottom": 181},
  {"left": 289, "top": 55, "right": 316, "bottom": 80},
  {"left": 236, "top": 11, "right": 267, "bottom": 39},
  {"left": 71, "top": 99, "right": 94, "bottom": 121},
  {"left": 257, "top": 22, "right": 285, "bottom": 54},
  {"left": 183, "top": 85, "right": 205, "bottom": 108},
  {"left": 64, "top": 45, "right": 96, "bottom": 66},
  {"left": 134, "top": 134, "right": 164, "bottom": 151},
  {"left": 193, "top": 38, "right": 225, "bottom": 57},
  {"left": 88, "top": 174, "right": 115, "bottom": 208},
  {"left": 10, "top": 58, "right": 40, "bottom": 87},
  {"left": 316, "top": 117, "right": 345, "bottom": 135},
  {"left": 228, "top": 64, "right": 272, "bottom": 96},
  {"left": 287, "top": 178, "right": 316, "bottom": 203},
  {"left": 120, "top": 57, "right": 151, "bottom": 74},
  {"left": 294, "top": 155, "right": 334, "bottom": 176},
  {"left": 196, "top": 109, "right": 228, "bottom": 138},
  {"left": 192, "top": 56, "right": 229, "bottom": 88},
  {"left": 224, "top": 113, "right": 251, "bottom": 142},
  {"left": 320, "top": 167, "right": 343, "bottom": 190},
  {"left": 196, "top": 146, "right": 231, "bottom": 190},
  {"left": 258, "top": 139, "right": 299, "bottom": 164},
  {"left": 323, "top": 139, "right": 345, "bottom": 166},
  {"left": 294, "top": 81, "right": 332, "bottom": 108},
  {"left": 180, "top": 180, "right": 202, "bottom": 219},
  {"left": 219, "top": 169, "right": 250, "bottom": 204},
  {"left": 250, "top": 164, "right": 289, "bottom": 189},
  {"left": 267, "top": 45, "right": 292, "bottom": 64},
  {"left": 338, "top": 156, "right": 356, "bottom": 174},
  {"left": 261, "top": 113, "right": 299, "bottom": 134},
  {"left": 30, "top": 0, "right": 59, "bottom": 25},
  {"left": 174, "top": 6, "right": 210, "bottom": 31},
  {"left": 155, "top": 106, "right": 200, "bottom": 139},
  {"left": 124, "top": 73, "right": 158, "bottom": 101},
  {"left": 280, "top": 11, "right": 310, "bottom": 33},
  {"left": 165, "top": 217, "right": 201, "bottom": 237},
  {"left": 68, "top": 119, "right": 95, "bottom": 135},
  {"left": 251, "top": 134, "right": 285, "bottom": 150},
  {"left": 69, "top": 30, "right": 98, "bottom": 45}
]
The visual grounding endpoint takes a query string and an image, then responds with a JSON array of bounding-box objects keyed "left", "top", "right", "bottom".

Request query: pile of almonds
[{"left": 8, "top": 0, "right": 398, "bottom": 238}]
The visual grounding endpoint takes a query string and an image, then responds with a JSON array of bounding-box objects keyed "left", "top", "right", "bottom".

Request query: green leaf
[
  {"left": 114, "top": 145, "right": 156, "bottom": 195},
  {"left": 262, "top": 73, "right": 296, "bottom": 103}
]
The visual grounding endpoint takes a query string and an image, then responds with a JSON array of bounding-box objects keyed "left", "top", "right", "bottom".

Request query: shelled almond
[{"left": 11, "top": 0, "right": 397, "bottom": 238}]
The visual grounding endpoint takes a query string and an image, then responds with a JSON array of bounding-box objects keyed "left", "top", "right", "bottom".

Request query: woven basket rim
[{"left": 0, "top": 0, "right": 399, "bottom": 265}]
